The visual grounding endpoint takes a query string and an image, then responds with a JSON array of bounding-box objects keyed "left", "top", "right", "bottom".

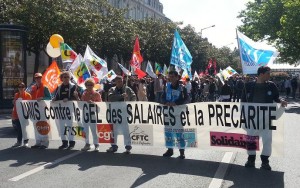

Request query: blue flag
[
  {"left": 170, "top": 30, "right": 193, "bottom": 72},
  {"left": 237, "top": 30, "right": 279, "bottom": 74}
]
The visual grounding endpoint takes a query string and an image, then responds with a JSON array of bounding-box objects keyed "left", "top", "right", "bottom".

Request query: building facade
[{"left": 107, "top": 0, "right": 166, "bottom": 21}]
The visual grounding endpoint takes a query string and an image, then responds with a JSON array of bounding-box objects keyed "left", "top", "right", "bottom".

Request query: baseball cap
[{"left": 34, "top": 73, "right": 43, "bottom": 78}]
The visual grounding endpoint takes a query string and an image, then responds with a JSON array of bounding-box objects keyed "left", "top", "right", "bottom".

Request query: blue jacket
[{"left": 161, "top": 82, "right": 188, "bottom": 105}]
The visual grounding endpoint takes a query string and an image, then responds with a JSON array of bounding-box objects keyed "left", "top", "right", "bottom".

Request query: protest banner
[{"left": 16, "top": 101, "right": 285, "bottom": 156}]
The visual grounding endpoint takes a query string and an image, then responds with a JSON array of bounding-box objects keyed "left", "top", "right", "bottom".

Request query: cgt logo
[
  {"left": 97, "top": 124, "right": 114, "bottom": 143},
  {"left": 35, "top": 121, "right": 50, "bottom": 135}
]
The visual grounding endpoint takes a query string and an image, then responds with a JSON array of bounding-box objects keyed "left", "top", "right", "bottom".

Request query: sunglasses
[{"left": 63, "top": 76, "right": 70, "bottom": 79}]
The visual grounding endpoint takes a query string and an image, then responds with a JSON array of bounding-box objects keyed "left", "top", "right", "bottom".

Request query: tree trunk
[{"left": 33, "top": 51, "right": 40, "bottom": 79}]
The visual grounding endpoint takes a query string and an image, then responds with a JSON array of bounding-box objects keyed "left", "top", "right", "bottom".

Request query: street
[{"left": 0, "top": 101, "right": 300, "bottom": 188}]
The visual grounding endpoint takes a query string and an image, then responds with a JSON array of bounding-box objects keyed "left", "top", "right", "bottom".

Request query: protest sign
[{"left": 16, "top": 101, "right": 285, "bottom": 156}]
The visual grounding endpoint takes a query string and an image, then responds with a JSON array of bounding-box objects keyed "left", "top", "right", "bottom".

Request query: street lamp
[
  {"left": 200, "top": 25, "right": 215, "bottom": 37},
  {"left": 223, "top": 42, "right": 234, "bottom": 47}
]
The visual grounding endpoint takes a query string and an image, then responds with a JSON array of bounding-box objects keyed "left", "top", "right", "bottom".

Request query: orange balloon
[{"left": 49, "top": 34, "right": 64, "bottom": 48}]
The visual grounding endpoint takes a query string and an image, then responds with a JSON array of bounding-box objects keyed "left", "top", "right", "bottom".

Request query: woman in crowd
[
  {"left": 137, "top": 79, "right": 148, "bottom": 101},
  {"left": 81, "top": 78, "right": 102, "bottom": 152},
  {"left": 11, "top": 82, "right": 32, "bottom": 148}
]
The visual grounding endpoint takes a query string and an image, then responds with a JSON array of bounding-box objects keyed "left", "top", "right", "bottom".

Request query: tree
[
  {"left": 0, "top": 0, "right": 103, "bottom": 73},
  {"left": 133, "top": 19, "right": 177, "bottom": 65},
  {"left": 0, "top": 0, "right": 241, "bottom": 76},
  {"left": 238, "top": 0, "right": 300, "bottom": 63},
  {"left": 179, "top": 25, "right": 209, "bottom": 72}
]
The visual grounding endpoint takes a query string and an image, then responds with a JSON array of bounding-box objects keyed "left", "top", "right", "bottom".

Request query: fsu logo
[{"left": 35, "top": 121, "right": 51, "bottom": 135}]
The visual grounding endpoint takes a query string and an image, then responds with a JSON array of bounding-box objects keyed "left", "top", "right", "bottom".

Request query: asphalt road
[{"left": 0, "top": 101, "right": 299, "bottom": 188}]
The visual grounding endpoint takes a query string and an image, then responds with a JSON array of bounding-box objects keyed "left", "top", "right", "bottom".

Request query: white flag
[
  {"left": 83, "top": 45, "right": 108, "bottom": 79},
  {"left": 216, "top": 73, "right": 224, "bottom": 85},
  {"left": 163, "top": 64, "right": 168, "bottom": 76},
  {"left": 193, "top": 71, "right": 199, "bottom": 80},
  {"left": 146, "top": 61, "right": 157, "bottom": 78},
  {"left": 69, "top": 54, "right": 91, "bottom": 86},
  {"left": 118, "top": 63, "right": 131, "bottom": 76},
  {"left": 102, "top": 70, "right": 117, "bottom": 82},
  {"left": 221, "top": 66, "right": 238, "bottom": 80}
]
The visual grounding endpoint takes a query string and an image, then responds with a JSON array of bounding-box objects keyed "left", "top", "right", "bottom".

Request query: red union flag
[
  {"left": 41, "top": 61, "right": 61, "bottom": 93},
  {"left": 97, "top": 124, "right": 114, "bottom": 143},
  {"left": 213, "top": 59, "right": 217, "bottom": 75},
  {"left": 130, "top": 36, "right": 143, "bottom": 69},
  {"left": 134, "top": 68, "right": 147, "bottom": 79},
  {"left": 205, "top": 59, "right": 213, "bottom": 75}
]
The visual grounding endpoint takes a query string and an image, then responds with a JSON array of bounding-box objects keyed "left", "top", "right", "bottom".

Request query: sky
[{"left": 159, "top": 0, "right": 251, "bottom": 50}]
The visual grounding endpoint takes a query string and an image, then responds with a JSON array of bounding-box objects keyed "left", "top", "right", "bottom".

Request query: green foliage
[
  {"left": 0, "top": 0, "right": 241, "bottom": 73},
  {"left": 134, "top": 19, "right": 177, "bottom": 64},
  {"left": 238, "top": 0, "right": 300, "bottom": 64}
]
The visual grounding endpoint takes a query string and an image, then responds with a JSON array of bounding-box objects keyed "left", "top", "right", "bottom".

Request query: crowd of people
[
  {"left": 100, "top": 72, "right": 299, "bottom": 105},
  {"left": 11, "top": 66, "right": 291, "bottom": 170}
]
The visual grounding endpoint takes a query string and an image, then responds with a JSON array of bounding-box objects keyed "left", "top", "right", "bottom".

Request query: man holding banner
[
  {"left": 53, "top": 71, "right": 80, "bottom": 150},
  {"left": 242, "top": 66, "right": 287, "bottom": 170},
  {"left": 106, "top": 76, "right": 137, "bottom": 154},
  {"left": 161, "top": 71, "right": 188, "bottom": 159},
  {"left": 30, "top": 73, "right": 52, "bottom": 149}
]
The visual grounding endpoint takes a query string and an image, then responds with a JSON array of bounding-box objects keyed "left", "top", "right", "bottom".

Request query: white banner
[{"left": 16, "top": 101, "right": 285, "bottom": 156}]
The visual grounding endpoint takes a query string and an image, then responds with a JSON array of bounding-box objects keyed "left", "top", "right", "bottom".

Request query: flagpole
[
  {"left": 235, "top": 29, "right": 243, "bottom": 67},
  {"left": 125, "top": 64, "right": 130, "bottom": 88},
  {"left": 236, "top": 29, "right": 248, "bottom": 103}
]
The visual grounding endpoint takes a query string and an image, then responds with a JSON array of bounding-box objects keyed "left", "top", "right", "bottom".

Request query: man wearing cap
[
  {"left": 106, "top": 75, "right": 137, "bottom": 154},
  {"left": 31, "top": 73, "right": 52, "bottom": 101},
  {"left": 242, "top": 66, "right": 287, "bottom": 170},
  {"left": 30, "top": 73, "right": 52, "bottom": 149}
]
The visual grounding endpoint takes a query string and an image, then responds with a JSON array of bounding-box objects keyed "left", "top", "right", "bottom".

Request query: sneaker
[
  {"left": 245, "top": 161, "right": 255, "bottom": 168},
  {"left": 12, "top": 142, "right": 22, "bottom": 148},
  {"left": 260, "top": 163, "right": 272, "bottom": 171},
  {"left": 31, "top": 145, "right": 41, "bottom": 149},
  {"left": 81, "top": 144, "right": 91, "bottom": 151},
  {"left": 58, "top": 145, "right": 68, "bottom": 150},
  {"left": 94, "top": 145, "right": 100, "bottom": 152},
  {"left": 106, "top": 146, "right": 118, "bottom": 153},
  {"left": 23, "top": 143, "right": 30, "bottom": 148},
  {"left": 163, "top": 149, "right": 173, "bottom": 157}
]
